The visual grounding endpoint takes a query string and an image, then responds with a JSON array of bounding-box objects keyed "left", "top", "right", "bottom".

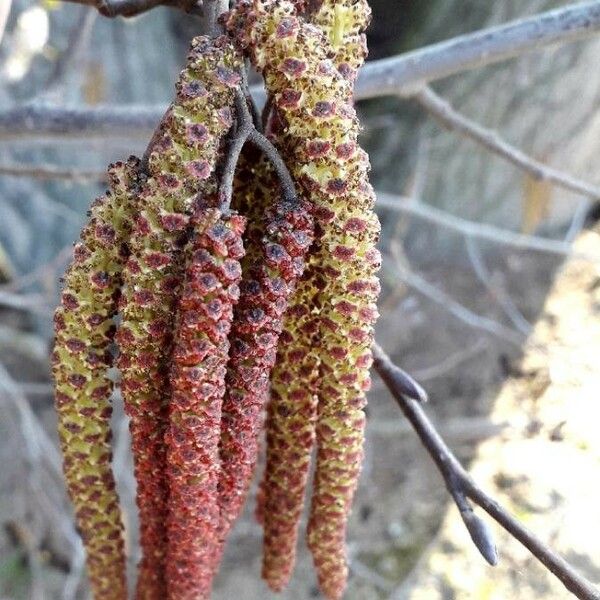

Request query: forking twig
[
  {"left": 371, "top": 343, "right": 600, "bottom": 600},
  {"left": 413, "top": 86, "right": 600, "bottom": 200},
  {"left": 218, "top": 86, "right": 299, "bottom": 211}
]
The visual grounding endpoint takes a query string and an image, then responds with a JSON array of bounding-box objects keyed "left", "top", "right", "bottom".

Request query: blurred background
[{"left": 1, "top": 0, "right": 599, "bottom": 598}]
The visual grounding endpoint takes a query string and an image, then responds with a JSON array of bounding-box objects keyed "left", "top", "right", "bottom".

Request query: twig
[
  {"left": 218, "top": 92, "right": 253, "bottom": 211},
  {"left": 0, "top": 163, "right": 107, "bottom": 182},
  {"left": 465, "top": 236, "right": 532, "bottom": 336},
  {"left": 387, "top": 261, "right": 525, "bottom": 346},
  {"left": 0, "top": 104, "right": 163, "bottom": 140},
  {"left": 371, "top": 344, "right": 600, "bottom": 600},
  {"left": 247, "top": 129, "right": 297, "bottom": 204},
  {"left": 414, "top": 86, "right": 600, "bottom": 200},
  {"left": 410, "top": 339, "right": 488, "bottom": 382},
  {"left": 0, "top": 0, "right": 12, "bottom": 45},
  {"left": 6, "top": 2, "right": 600, "bottom": 138},
  {"left": 376, "top": 192, "right": 600, "bottom": 261},
  {"left": 355, "top": 1, "right": 600, "bottom": 99},
  {"left": 41, "top": 7, "right": 97, "bottom": 101},
  {"left": 217, "top": 85, "right": 301, "bottom": 211},
  {"left": 371, "top": 343, "right": 427, "bottom": 403},
  {"left": 59, "top": 0, "right": 201, "bottom": 18},
  {"left": 0, "top": 290, "right": 53, "bottom": 314}
]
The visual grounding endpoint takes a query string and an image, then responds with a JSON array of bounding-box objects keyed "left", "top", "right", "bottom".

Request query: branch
[
  {"left": 387, "top": 262, "right": 525, "bottom": 346},
  {"left": 5, "top": 2, "right": 600, "bottom": 139},
  {"left": 0, "top": 104, "right": 163, "bottom": 140},
  {"left": 0, "top": 0, "right": 11, "bottom": 45},
  {"left": 376, "top": 191, "right": 600, "bottom": 262},
  {"left": 59, "top": 0, "right": 201, "bottom": 18},
  {"left": 355, "top": 1, "right": 600, "bottom": 99},
  {"left": 41, "top": 7, "right": 98, "bottom": 102},
  {"left": 218, "top": 91, "right": 253, "bottom": 211},
  {"left": 414, "top": 86, "right": 600, "bottom": 199},
  {"left": 0, "top": 163, "right": 106, "bottom": 182},
  {"left": 371, "top": 343, "right": 600, "bottom": 600}
]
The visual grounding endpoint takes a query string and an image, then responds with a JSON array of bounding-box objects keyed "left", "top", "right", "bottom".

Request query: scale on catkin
[
  {"left": 52, "top": 158, "right": 140, "bottom": 600},
  {"left": 225, "top": 2, "right": 380, "bottom": 599},
  {"left": 115, "top": 36, "right": 241, "bottom": 599}
]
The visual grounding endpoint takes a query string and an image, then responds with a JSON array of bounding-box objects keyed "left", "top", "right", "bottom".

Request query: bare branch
[
  {"left": 218, "top": 86, "right": 300, "bottom": 209},
  {"left": 355, "top": 1, "right": 600, "bottom": 99},
  {"left": 414, "top": 86, "right": 600, "bottom": 199},
  {"left": 465, "top": 236, "right": 533, "bottom": 336},
  {"left": 0, "top": 0, "right": 12, "bottom": 45},
  {"left": 376, "top": 192, "right": 600, "bottom": 262},
  {"left": 371, "top": 344, "right": 600, "bottom": 600},
  {"left": 0, "top": 104, "right": 163, "bottom": 140},
  {"left": 387, "top": 261, "right": 525, "bottom": 345},
  {"left": 41, "top": 7, "right": 98, "bottom": 101},
  {"left": 0, "top": 163, "right": 106, "bottom": 182},
  {"left": 218, "top": 91, "right": 253, "bottom": 211},
  {"left": 59, "top": 0, "right": 201, "bottom": 18}
]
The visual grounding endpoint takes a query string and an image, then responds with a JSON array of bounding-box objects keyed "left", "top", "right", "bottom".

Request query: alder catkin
[
  {"left": 226, "top": 2, "right": 380, "bottom": 598},
  {"left": 166, "top": 206, "right": 246, "bottom": 600},
  {"left": 115, "top": 36, "right": 241, "bottom": 600},
  {"left": 216, "top": 192, "right": 313, "bottom": 560},
  {"left": 52, "top": 157, "right": 140, "bottom": 600}
]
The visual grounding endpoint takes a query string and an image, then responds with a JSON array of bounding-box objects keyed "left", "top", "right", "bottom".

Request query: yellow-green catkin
[
  {"left": 52, "top": 157, "right": 141, "bottom": 600},
  {"left": 115, "top": 35, "right": 241, "bottom": 600},
  {"left": 226, "top": 2, "right": 380, "bottom": 598},
  {"left": 305, "top": 1, "right": 375, "bottom": 598}
]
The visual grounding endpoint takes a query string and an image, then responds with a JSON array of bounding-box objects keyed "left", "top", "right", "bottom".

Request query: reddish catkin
[
  {"left": 226, "top": 2, "right": 380, "bottom": 598},
  {"left": 166, "top": 206, "right": 246, "bottom": 599},
  {"left": 52, "top": 158, "right": 141, "bottom": 600},
  {"left": 115, "top": 36, "right": 241, "bottom": 600},
  {"left": 215, "top": 192, "right": 313, "bottom": 561}
]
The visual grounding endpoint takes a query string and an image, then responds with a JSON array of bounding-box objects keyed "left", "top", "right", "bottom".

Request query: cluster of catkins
[{"left": 52, "top": 0, "right": 378, "bottom": 599}]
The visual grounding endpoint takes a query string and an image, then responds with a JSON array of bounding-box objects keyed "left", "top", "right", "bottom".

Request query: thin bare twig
[
  {"left": 0, "top": 163, "right": 106, "bottom": 182},
  {"left": 218, "top": 85, "right": 301, "bottom": 212},
  {"left": 247, "top": 129, "right": 297, "bottom": 204},
  {"left": 465, "top": 236, "right": 532, "bottom": 336},
  {"left": 41, "top": 7, "right": 98, "bottom": 101},
  {"left": 410, "top": 339, "right": 489, "bottom": 382},
  {"left": 414, "top": 86, "right": 600, "bottom": 200},
  {"left": 355, "top": 1, "right": 600, "bottom": 99},
  {"left": 218, "top": 92, "right": 253, "bottom": 211},
  {"left": 59, "top": 0, "right": 201, "bottom": 18},
  {"left": 386, "top": 261, "right": 525, "bottom": 346},
  {"left": 0, "top": 0, "right": 12, "bottom": 45},
  {"left": 372, "top": 343, "right": 600, "bottom": 600},
  {"left": 376, "top": 192, "right": 600, "bottom": 262},
  {"left": 0, "top": 104, "right": 163, "bottom": 140}
]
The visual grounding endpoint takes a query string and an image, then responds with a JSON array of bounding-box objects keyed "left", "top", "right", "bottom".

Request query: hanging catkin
[
  {"left": 166, "top": 204, "right": 246, "bottom": 599},
  {"left": 303, "top": 1, "right": 375, "bottom": 598},
  {"left": 252, "top": 0, "right": 371, "bottom": 538},
  {"left": 216, "top": 183, "right": 313, "bottom": 560},
  {"left": 225, "top": 3, "right": 380, "bottom": 598},
  {"left": 52, "top": 157, "right": 140, "bottom": 600},
  {"left": 115, "top": 35, "right": 241, "bottom": 599}
]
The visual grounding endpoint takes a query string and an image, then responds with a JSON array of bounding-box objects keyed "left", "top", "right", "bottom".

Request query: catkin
[
  {"left": 115, "top": 35, "right": 241, "bottom": 599},
  {"left": 216, "top": 188, "right": 313, "bottom": 562},
  {"left": 52, "top": 157, "right": 140, "bottom": 600},
  {"left": 166, "top": 206, "right": 246, "bottom": 599},
  {"left": 226, "top": 2, "right": 380, "bottom": 598}
]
